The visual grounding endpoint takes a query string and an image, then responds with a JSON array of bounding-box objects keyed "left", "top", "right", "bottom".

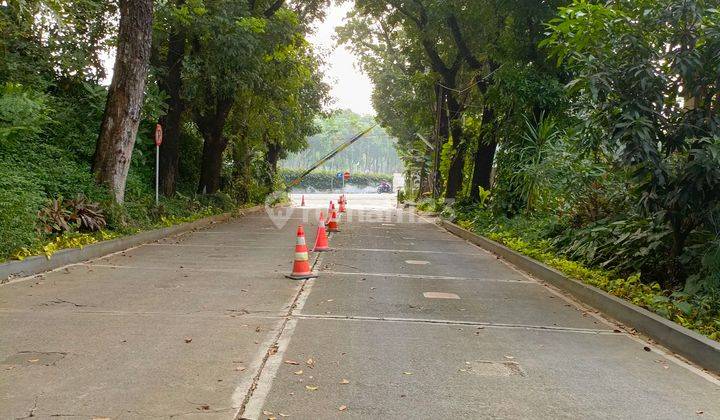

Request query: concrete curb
[
  {"left": 439, "top": 219, "right": 720, "bottom": 375},
  {"left": 0, "top": 205, "right": 264, "bottom": 283}
]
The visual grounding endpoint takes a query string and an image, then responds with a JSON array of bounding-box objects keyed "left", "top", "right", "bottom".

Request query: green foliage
[
  {"left": 0, "top": 167, "right": 44, "bottom": 255},
  {"left": 0, "top": 1, "right": 329, "bottom": 261},
  {"left": 455, "top": 210, "right": 720, "bottom": 341},
  {"left": 544, "top": 0, "right": 720, "bottom": 285},
  {"left": 495, "top": 113, "right": 562, "bottom": 214}
]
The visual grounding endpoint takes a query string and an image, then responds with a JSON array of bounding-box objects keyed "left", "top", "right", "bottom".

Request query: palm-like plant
[{"left": 505, "top": 112, "right": 560, "bottom": 213}]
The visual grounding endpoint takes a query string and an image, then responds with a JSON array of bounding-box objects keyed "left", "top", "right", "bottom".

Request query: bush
[
  {"left": 452, "top": 206, "right": 720, "bottom": 341},
  {"left": 0, "top": 173, "right": 44, "bottom": 256}
]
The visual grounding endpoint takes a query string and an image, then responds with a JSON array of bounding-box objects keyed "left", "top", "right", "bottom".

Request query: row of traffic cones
[
  {"left": 287, "top": 195, "right": 347, "bottom": 279},
  {"left": 300, "top": 194, "right": 347, "bottom": 210}
]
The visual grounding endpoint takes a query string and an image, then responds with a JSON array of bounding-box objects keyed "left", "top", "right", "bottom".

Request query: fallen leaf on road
[
  {"left": 306, "top": 358, "right": 315, "bottom": 368},
  {"left": 184, "top": 337, "right": 192, "bottom": 343},
  {"left": 340, "top": 378, "right": 350, "bottom": 384},
  {"left": 293, "top": 370, "right": 303, "bottom": 375},
  {"left": 305, "top": 385, "right": 318, "bottom": 391},
  {"left": 235, "top": 366, "right": 246, "bottom": 372},
  {"left": 200, "top": 404, "right": 210, "bottom": 410},
  {"left": 339, "top": 405, "right": 348, "bottom": 411},
  {"left": 269, "top": 344, "right": 279, "bottom": 355},
  {"left": 403, "top": 371, "right": 413, "bottom": 375},
  {"left": 284, "top": 360, "right": 300, "bottom": 365},
  {"left": 696, "top": 410, "right": 704, "bottom": 415},
  {"left": 256, "top": 326, "right": 262, "bottom": 332}
]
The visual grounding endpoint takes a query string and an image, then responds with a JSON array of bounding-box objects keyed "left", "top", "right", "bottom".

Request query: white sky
[{"left": 308, "top": 2, "right": 376, "bottom": 115}]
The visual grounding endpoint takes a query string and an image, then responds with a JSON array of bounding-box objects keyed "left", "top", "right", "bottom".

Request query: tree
[
  {"left": 544, "top": 0, "right": 720, "bottom": 286},
  {"left": 92, "top": 0, "right": 153, "bottom": 203},
  {"left": 152, "top": 0, "right": 190, "bottom": 197}
]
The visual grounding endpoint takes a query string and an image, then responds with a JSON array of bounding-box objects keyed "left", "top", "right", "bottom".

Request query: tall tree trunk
[
  {"left": 231, "top": 135, "right": 251, "bottom": 202},
  {"left": 158, "top": 1, "right": 186, "bottom": 197},
  {"left": 197, "top": 134, "right": 227, "bottom": 194},
  {"left": 470, "top": 140, "right": 497, "bottom": 200},
  {"left": 92, "top": 0, "right": 153, "bottom": 203},
  {"left": 470, "top": 108, "right": 497, "bottom": 201},
  {"left": 266, "top": 142, "right": 282, "bottom": 188},
  {"left": 433, "top": 84, "right": 449, "bottom": 196},
  {"left": 444, "top": 94, "right": 465, "bottom": 199},
  {"left": 196, "top": 98, "right": 233, "bottom": 194}
]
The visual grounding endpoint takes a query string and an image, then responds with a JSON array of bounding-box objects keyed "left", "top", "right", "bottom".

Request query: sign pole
[
  {"left": 155, "top": 145, "right": 160, "bottom": 204},
  {"left": 154, "top": 124, "right": 163, "bottom": 205}
]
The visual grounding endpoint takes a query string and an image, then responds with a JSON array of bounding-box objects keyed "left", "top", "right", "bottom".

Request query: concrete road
[{"left": 1, "top": 194, "right": 719, "bottom": 419}]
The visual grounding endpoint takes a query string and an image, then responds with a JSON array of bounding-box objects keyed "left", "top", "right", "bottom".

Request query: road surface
[{"left": 1, "top": 193, "right": 718, "bottom": 419}]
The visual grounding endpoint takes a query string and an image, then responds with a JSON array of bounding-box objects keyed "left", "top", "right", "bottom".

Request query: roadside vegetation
[
  {"left": 0, "top": 1, "right": 330, "bottom": 262},
  {"left": 342, "top": 0, "right": 720, "bottom": 340}
]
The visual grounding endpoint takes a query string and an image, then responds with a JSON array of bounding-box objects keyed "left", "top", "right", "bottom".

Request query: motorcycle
[{"left": 377, "top": 182, "right": 392, "bottom": 194}]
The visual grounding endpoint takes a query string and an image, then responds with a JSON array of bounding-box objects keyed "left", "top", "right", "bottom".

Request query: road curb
[
  {"left": 439, "top": 219, "right": 720, "bottom": 375},
  {"left": 0, "top": 205, "right": 264, "bottom": 283}
]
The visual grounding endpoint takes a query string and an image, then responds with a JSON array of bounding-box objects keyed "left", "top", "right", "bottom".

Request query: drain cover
[
  {"left": 464, "top": 361, "right": 525, "bottom": 377},
  {"left": 423, "top": 292, "right": 460, "bottom": 299}
]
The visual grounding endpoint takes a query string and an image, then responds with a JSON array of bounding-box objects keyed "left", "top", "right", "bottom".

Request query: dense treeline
[
  {"left": 281, "top": 110, "right": 403, "bottom": 174},
  {"left": 280, "top": 168, "right": 391, "bottom": 191},
  {"left": 0, "top": 0, "right": 330, "bottom": 259},
  {"left": 340, "top": 0, "right": 720, "bottom": 338}
]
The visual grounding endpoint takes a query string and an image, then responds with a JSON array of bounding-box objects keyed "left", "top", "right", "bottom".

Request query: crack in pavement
[
  {"left": 38, "top": 299, "right": 93, "bottom": 308},
  {"left": 292, "top": 313, "right": 618, "bottom": 334},
  {"left": 14, "top": 395, "right": 39, "bottom": 420},
  {"left": 233, "top": 250, "right": 323, "bottom": 420}
]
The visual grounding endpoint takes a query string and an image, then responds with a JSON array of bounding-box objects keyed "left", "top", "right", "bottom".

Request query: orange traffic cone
[
  {"left": 326, "top": 209, "right": 340, "bottom": 232},
  {"left": 286, "top": 225, "right": 316, "bottom": 280},
  {"left": 313, "top": 212, "right": 330, "bottom": 252},
  {"left": 328, "top": 200, "right": 335, "bottom": 216},
  {"left": 301, "top": 195, "right": 305, "bottom": 206},
  {"left": 339, "top": 196, "right": 346, "bottom": 213}
]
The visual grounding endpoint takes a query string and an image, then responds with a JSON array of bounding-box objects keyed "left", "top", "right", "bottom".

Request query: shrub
[
  {"left": 0, "top": 174, "right": 44, "bottom": 258},
  {"left": 453, "top": 209, "right": 720, "bottom": 341}
]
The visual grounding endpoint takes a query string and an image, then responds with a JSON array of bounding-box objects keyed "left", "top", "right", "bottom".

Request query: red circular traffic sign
[{"left": 154, "top": 124, "right": 163, "bottom": 146}]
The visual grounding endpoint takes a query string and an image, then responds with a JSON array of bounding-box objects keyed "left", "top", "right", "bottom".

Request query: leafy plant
[
  {"left": 37, "top": 197, "right": 71, "bottom": 235},
  {"left": 544, "top": 1, "right": 720, "bottom": 286},
  {"left": 66, "top": 195, "right": 106, "bottom": 232},
  {"left": 504, "top": 113, "right": 560, "bottom": 213},
  {"left": 459, "top": 215, "right": 720, "bottom": 341}
]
